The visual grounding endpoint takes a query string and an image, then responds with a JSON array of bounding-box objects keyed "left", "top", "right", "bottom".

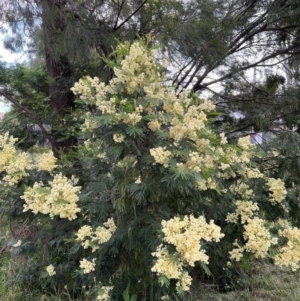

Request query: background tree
[{"left": 1, "top": 0, "right": 300, "bottom": 155}]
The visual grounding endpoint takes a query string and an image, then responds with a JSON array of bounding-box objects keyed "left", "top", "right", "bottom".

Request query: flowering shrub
[
  {"left": 152, "top": 215, "right": 224, "bottom": 292},
  {"left": 1, "top": 40, "right": 300, "bottom": 300},
  {"left": 22, "top": 173, "right": 81, "bottom": 220}
]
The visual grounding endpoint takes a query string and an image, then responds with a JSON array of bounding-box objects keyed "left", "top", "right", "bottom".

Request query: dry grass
[
  {"left": 192, "top": 262, "right": 300, "bottom": 301},
  {"left": 1, "top": 254, "right": 300, "bottom": 301}
]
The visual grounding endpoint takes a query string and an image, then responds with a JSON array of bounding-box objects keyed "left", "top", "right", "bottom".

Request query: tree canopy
[
  {"left": 1, "top": 1, "right": 300, "bottom": 300},
  {"left": 1, "top": 0, "right": 300, "bottom": 143}
]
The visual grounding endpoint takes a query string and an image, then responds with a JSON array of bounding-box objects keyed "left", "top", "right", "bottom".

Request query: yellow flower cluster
[
  {"left": 186, "top": 152, "right": 202, "bottom": 172},
  {"left": 161, "top": 215, "right": 224, "bottom": 266},
  {"left": 79, "top": 258, "right": 96, "bottom": 274},
  {"left": 243, "top": 217, "right": 278, "bottom": 258},
  {"left": 244, "top": 167, "right": 263, "bottom": 179},
  {"left": 176, "top": 271, "right": 192, "bottom": 292},
  {"left": 229, "top": 181, "right": 253, "bottom": 198},
  {"left": 267, "top": 178, "right": 287, "bottom": 205},
  {"left": 226, "top": 200, "right": 259, "bottom": 224},
  {"left": 0, "top": 132, "right": 33, "bottom": 186},
  {"left": 76, "top": 225, "right": 93, "bottom": 248},
  {"left": 71, "top": 77, "right": 111, "bottom": 114},
  {"left": 123, "top": 112, "right": 142, "bottom": 125},
  {"left": 148, "top": 119, "right": 161, "bottom": 131},
  {"left": 229, "top": 241, "right": 244, "bottom": 262},
  {"left": 3, "top": 152, "right": 32, "bottom": 186},
  {"left": 219, "top": 132, "right": 227, "bottom": 144},
  {"left": 71, "top": 76, "right": 101, "bottom": 103},
  {"left": 152, "top": 215, "right": 224, "bottom": 291},
  {"left": 274, "top": 226, "right": 300, "bottom": 271},
  {"left": 150, "top": 147, "right": 172, "bottom": 167},
  {"left": 97, "top": 285, "right": 113, "bottom": 301},
  {"left": 0, "top": 132, "right": 60, "bottom": 186},
  {"left": 22, "top": 173, "right": 81, "bottom": 220},
  {"left": 229, "top": 217, "right": 277, "bottom": 261},
  {"left": 46, "top": 264, "right": 56, "bottom": 276},
  {"left": 113, "top": 133, "right": 125, "bottom": 143},
  {"left": 237, "top": 136, "right": 253, "bottom": 150},
  {"left": 111, "top": 42, "right": 156, "bottom": 94},
  {"left": 72, "top": 66, "right": 148, "bottom": 129},
  {"left": 76, "top": 218, "right": 116, "bottom": 252},
  {"left": 135, "top": 176, "right": 142, "bottom": 184},
  {"left": 81, "top": 112, "right": 97, "bottom": 131},
  {"left": 36, "top": 152, "right": 57, "bottom": 173},
  {"left": 168, "top": 103, "right": 210, "bottom": 142}
]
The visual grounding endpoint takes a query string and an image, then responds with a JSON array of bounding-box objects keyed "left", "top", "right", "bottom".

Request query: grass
[
  {"left": 0, "top": 252, "right": 300, "bottom": 301},
  {"left": 190, "top": 262, "right": 300, "bottom": 301}
]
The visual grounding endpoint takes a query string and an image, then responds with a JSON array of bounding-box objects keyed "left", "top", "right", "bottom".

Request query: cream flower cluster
[
  {"left": 80, "top": 258, "right": 96, "bottom": 274},
  {"left": 226, "top": 200, "right": 259, "bottom": 224},
  {"left": 243, "top": 217, "right": 278, "bottom": 258},
  {"left": 229, "top": 217, "right": 277, "bottom": 261},
  {"left": 46, "top": 264, "right": 56, "bottom": 276},
  {"left": 229, "top": 181, "right": 253, "bottom": 198},
  {"left": 36, "top": 152, "right": 57, "bottom": 172},
  {"left": 274, "top": 226, "right": 300, "bottom": 271},
  {"left": 71, "top": 76, "right": 108, "bottom": 106},
  {"left": 219, "top": 132, "right": 227, "bottom": 144},
  {"left": 71, "top": 76, "right": 112, "bottom": 114},
  {"left": 97, "top": 285, "right": 113, "bottom": 301},
  {"left": 152, "top": 245, "right": 183, "bottom": 279},
  {"left": 123, "top": 112, "right": 142, "bottom": 125},
  {"left": 0, "top": 132, "right": 33, "bottom": 186},
  {"left": 237, "top": 136, "right": 253, "bottom": 150},
  {"left": 168, "top": 104, "right": 209, "bottom": 142},
  {"left": 150, "top": 147, "right": 172, "bottom": 167},
  {"left": 176, "top": 271, "right": 192, "bottom": 292},
  {"left": 76, "top": 218, "right": 116, "bottom": 252},
  {"left": 152, "top": 215, "right": 224, "bottom": 291},
  {"left": 267, "top": 178, "right": 287, "bottom": 205},
  {"left": 148, "top": 119, "right": 161, "bottom": 131},
  {"left": 72, "top": 46, "right": 150, "bottom": 129},
  {"left": 22, "top": 173, "right": 81, "bottom": 220},
  {"left": 161, "top": 215, "right": 224, "bottom": 265},
  {"left": 81, "top": 112, "right": 97, "bottom": 132},
  {"left": 186, "top": 152, "right": 202, "bottom": 172},
  {"left": 3, "top": 152, "right": 32, "bottom": 186},
  {"left": 0, "top": 133, "right": 59, "bottom": 186},
  {"left": 111, "top": 42, "right": 156, "bottom": 94},
  {"left": 113, "top": 133, "right": 125, "bottom": 143},
  {"left": 244, "top": 167, "right": 263, "bottom": 179}
]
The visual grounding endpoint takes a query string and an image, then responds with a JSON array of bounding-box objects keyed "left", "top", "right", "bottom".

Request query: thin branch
[
  {"left": 172, "top": 58, "right": 194, "bottom": 86},
  {"left": 0, "top": 90, "right": 54, "bottom": 147},
  {"left": 192, "top": 45, "right": 300, "bottom": 92},
  {"left": 114, "top": 0, "right": 148, "bottom": 31},
  {"left": 113, "top": 0, "right": 125, "bottom": 30}
]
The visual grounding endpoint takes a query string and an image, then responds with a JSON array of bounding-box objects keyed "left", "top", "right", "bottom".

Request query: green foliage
[{"left": 1, "top": 40, "right": 300, "bottom": 301}]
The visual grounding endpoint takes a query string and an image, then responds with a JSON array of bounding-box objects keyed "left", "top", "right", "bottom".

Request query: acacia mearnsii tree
[{"left": 1, "top": 0, "right": 300, "bottom": 299}]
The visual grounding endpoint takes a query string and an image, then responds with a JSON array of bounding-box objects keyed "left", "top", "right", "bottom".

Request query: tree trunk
[{"left": 41, "top": 0, "right": 76, "bottom": 158}]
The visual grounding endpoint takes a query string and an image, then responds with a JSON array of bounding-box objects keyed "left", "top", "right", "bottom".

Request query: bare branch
[
  {"left": 192, "top": 45, "right": 300, "bottom": 92},
  {"left": 113, "top": 0, "right": 125, "bottom": 30},
  {"left": 0, "top": 90, "right": 54, "bottom": 147},
  {"left": 114, "top": 0, "right": 148, "bottom": 31}
]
